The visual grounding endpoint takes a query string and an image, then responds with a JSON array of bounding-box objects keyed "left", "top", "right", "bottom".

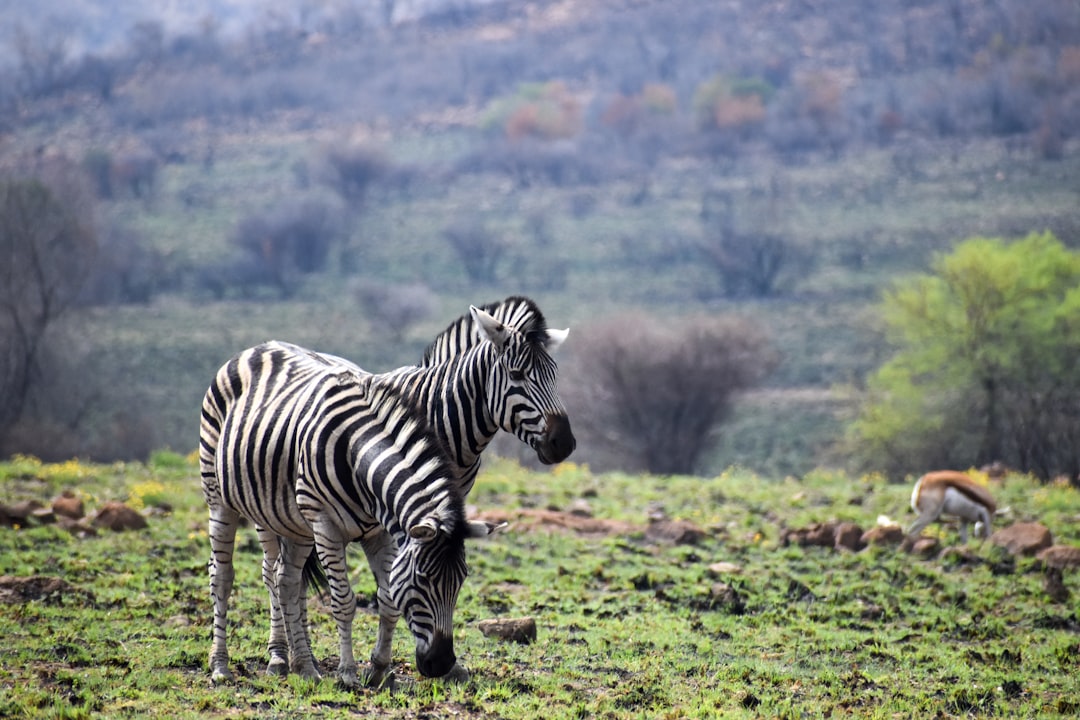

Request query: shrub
[
  {"left": 353, "top": 280, "right": 438, "bottom": 343},
  {"left": 565, "top": 312, "right": 778, "bottom": 475},
  {"left": 484, "top": 81, "right": 582, "bottom": 141}
]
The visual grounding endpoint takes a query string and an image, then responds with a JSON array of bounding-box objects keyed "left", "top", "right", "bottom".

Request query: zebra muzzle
[
  {"left": 536, "top": 413, "right": 576, "bottom": 465},
  {"left": 416, "top": 632, "right": 457, "bottom": 678}
]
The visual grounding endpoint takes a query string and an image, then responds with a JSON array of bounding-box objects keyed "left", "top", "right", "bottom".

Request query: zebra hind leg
[
  {"left": 207, "top": 505, "right": 241, "bottom": 683},
  {"left": 257, "top": 529, "right": 289, "bottom": 677},
  {"left": 277, "top": 538, "right": 322, "bottom": 681}
]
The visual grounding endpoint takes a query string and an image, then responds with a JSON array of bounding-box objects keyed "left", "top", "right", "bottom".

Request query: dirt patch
[
  {"left": 472, "top": 508, "right": 639, "bottom": 537},
  {"left": 0, "top": 575, "right": 95, "bottom": 605}
]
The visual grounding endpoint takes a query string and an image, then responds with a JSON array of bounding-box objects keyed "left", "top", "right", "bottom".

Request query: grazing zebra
[
  {"left": 199, "top": 341, "right": 499, "bottom": 687},
  {"left": 372, "top": 296, "right": 576, "bottom": 495}
]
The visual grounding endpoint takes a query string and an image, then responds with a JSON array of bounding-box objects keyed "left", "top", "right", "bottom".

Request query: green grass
[{"left": 2, "top": 456, "right": 1079, "bottom": 718}]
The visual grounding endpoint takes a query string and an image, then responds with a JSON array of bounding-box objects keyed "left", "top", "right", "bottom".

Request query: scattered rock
[
  {"left": 566, "top": 498, "right": 593, "bottom": 517},
  {"left": 705, "top": 582, "right": 746, "bottom": 615},
  {"left": 861, "top": 524, "right": 905, "bottom": 547},
  {"left": 1036, "top": 545, "right": 1080, "bottom": 604},
  {"left": 472, "top": 508, "right": 636, "bottom": 537},
  {"left": 907, "top": 537, "right": 940, "bottom": 557},
  {"left": 58, "top": 515, "right": 98, "bottom": 538},
  {"left": 51, "top": 490, "right": 85, "bottom": 519},
  {"left": 0, "top": 575, "right": 94, "bottom": 605},
  {"left": 990, "top": 522, "right": 1053, "bottom": 556},
  {"left": 0, "top": 500, "right": 50, "bottom": 527},
  {"left": 477, "top": 617, "right": 537, "bottom": 644},
  {"left": 92, "top": 501, "right": 148, "bottom": 532},
  {"left": 1036, "top": 545, "right": 1080, "bottom": 570},
  {"left": 645, "top": 519, "right": 707, "bottom": 545},
  {"left": 834, "top": 522, "right": 866, "bottom": 552},
  {"left": 707, "top": 561, "right": 743, "bottom": 577}
]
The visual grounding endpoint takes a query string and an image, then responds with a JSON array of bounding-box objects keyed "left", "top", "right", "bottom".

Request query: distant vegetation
[{"left": 1, "top": 0, "right": 1079, "bottom": 479}]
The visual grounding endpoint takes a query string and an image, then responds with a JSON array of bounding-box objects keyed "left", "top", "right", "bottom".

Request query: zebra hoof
[
  {"left": 336, "top": 666, "right": 360, "bottom": 689},
  {"left": 441, "top": 662, "right": 470, "bottom": 684},
  {"left": 266, "top": 656, "right": 289, "bottom": 677},
  {"left": 292, "top": 662, "right": 322, "bottom": 682},
  {"left": 364, "top": 664, "right": 395, "bottom": 691},
  {"left": 211, "top": 667, "right": 234, "bottom": 684}
]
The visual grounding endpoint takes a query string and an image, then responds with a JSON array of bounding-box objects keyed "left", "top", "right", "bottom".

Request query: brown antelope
[{"left": 908, "top": 471, "right": 997, "bottom": 542}]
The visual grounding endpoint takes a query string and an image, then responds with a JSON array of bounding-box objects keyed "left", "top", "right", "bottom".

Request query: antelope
[{"left": 907, "top": 471, "right": 997, "bottom": 542}]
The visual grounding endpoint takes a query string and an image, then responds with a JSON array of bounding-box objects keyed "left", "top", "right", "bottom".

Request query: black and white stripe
[
  {"left": 199, "top": 341, "right": 496, "bottom": 687},
  {"left": 382, "top": 296, "right": 577, "bottom": 495}
]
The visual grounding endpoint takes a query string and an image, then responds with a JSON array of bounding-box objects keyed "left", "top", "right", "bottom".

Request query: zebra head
[
  {"left": 471, "top": 302, "right": 577, "bottom": 465},
  {"left": 385, "top": 513, "right": 501, "bottom": 678}
]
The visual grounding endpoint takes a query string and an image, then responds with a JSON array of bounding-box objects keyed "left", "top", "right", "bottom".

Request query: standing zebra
[
  {"left": 368, "top": 296, "right": 576, "bottom": 495},
  {"left": 199, "top": 341, "right": 499, "bottom": 687}
]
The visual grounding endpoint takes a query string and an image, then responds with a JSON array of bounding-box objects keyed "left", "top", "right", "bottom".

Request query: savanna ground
[{"left": 1, "top": 454, "right": 1079, "bottom": 719}]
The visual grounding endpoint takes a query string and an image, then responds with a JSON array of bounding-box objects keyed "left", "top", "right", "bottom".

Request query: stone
[
  {"left": 92, "top": 501, "right": 148, "bottom": 532},
  {"left": 990, "top": 522, "right": 1053, "bottom": 556}
]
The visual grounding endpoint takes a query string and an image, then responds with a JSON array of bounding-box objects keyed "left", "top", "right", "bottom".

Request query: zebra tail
[{"left": 302, "top": 548, "right": 330, "bottom": 597}]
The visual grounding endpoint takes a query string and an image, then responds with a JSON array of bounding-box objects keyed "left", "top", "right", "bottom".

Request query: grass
[{"left": 2, "top": 455, "right": 1079, "bottom": 718}]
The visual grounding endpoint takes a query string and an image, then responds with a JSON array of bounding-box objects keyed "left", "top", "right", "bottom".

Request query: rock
[
  {"left": 834, "top": 522, "right": 866, "bottom": 552},
  {"left": 92, "top": 501, "right": 148, "bottom": 532},
  {"left": 477, "top": 617, "right": 537, "bottom": 644},
  {"left": 907, "top": 537, "right": 940, "bottom": 557},
  {"left": 1035, "top": 545, "right": 1080, "bottom": 603},
  {"left": 1044, "top": 568, "right": 1070, "bottom": 603},
  {"left": 707, "top": 561, "right": 743, "bottom": 577},
  {"left": 0, "top": 500, "right": 44, "bottom": 527},
  {"left": 646, "top": 519, "right": 707, "bottom": 545},
  {"left": 51, "top": 490, "right": 84, "bottom": 519},
  {"left": 1036, "top": 545, "right": 1080, "bottom": 570},
  {"left": 0, "top": 575, "right": 94, "bottom": 605},
  {"left": 861, "top": 524, "right": 905, "bottom": 547},
  {"left": 707, "top": 582, "right": 746, "bottom": 614},
  {"left": 990, "top": 522, "right": 1053, "bottom": 556},
  {"left": 566, "top": 498, "right": 593, "bottom": 517}
]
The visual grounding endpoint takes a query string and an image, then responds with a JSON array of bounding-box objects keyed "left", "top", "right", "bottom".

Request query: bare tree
[
  {"left": 565, "top": 312, "right": 777, "bottom": 475},
  {"left": 353, "top": 280, "right": 438, "bottom": 344},
  {"left": 0, "top": 168, "right": 97, "bottom": 440},
  {"left": 442, "top": 218, "right": 510, "bottom": 286}
]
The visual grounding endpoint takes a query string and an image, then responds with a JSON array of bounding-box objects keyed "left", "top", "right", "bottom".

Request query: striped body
[
  {"left": 379, "top": 296, "right": 576, "bottom": 494},
  {"left": 199, "top": 341, "right": 491, "bottom": 686},
  {"left": 908, "top": 470, "right": 997, "bottom": 542}
]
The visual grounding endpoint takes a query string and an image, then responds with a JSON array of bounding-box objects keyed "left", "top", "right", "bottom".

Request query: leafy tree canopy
[{"left": 849, "top": 231, "right": 1080, "bottom": 481}]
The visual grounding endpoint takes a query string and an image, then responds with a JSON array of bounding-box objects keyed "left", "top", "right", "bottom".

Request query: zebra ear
[
  {"left": 545, "top": 328, "right": 569, "bottom": 354},
  {"left": 470, "top": 305, "right": 511, "bottom": 351},
  {"left": 467, "top": 520, "right": 508, "bottom": 539},
  {"left": 408, "top": 517, "right": 440, "bottom": 542}
]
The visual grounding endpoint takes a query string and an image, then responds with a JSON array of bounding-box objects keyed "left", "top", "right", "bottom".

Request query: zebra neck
[{"left": 389, "top": 351, "right": 500, "bottom": 474}]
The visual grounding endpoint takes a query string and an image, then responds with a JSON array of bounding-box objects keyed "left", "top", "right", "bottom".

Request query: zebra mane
[
  {"left": 421, "top": 296, "right": 550, "bottom": 367},
  {"left": 361, "top": 376, "right": 468, "bottom": 536}
]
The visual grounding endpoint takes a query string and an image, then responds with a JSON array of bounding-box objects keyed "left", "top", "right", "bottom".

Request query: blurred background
[{"left": 1, "top": 0, "right": 1078, "bottom": 480}]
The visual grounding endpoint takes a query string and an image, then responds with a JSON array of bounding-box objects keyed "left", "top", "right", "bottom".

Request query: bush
[
  {"left": 564, "top": 312, "right": 777, "bottom": 475},
  {"left": 353, "top": 280, "right": 438, "bottom": 343},
  {"left": 318, "top": 142, "right": 389, "bottom": 204},
  {"left": 228, "top": 198, "right": 342, "bottom": 297}
]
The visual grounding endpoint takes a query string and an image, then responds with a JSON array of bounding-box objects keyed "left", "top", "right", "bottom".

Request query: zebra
[
  {"left": 340, "top": 296, "right": 576, "bottom": 496},
  {"left": 199, "top": 340, "right": 500, "bottom": 688}
]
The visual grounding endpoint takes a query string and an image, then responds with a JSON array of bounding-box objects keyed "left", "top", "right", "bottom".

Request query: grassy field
[{"left": 2, "top": 454, "right": 1079, "bottom": 718}]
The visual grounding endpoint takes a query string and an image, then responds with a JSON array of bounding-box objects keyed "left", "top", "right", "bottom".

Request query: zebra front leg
[
  {"left": 277, "top": 538, "right": 322, "bottom": 681},
  {"left": 257, "top": 529, "right": 289, "bottom": 677},
  {"left": 207, "top": 506, "right": 240, "bottom": 683},
  {"left": 312, "top": 526, "right": 361, "bottom": 688},
  {"left": 360, "top": 531, "right": 398, "bottom": 689}
]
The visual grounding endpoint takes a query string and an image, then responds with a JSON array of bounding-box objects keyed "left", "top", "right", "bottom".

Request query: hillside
[{"left": 1, "top": 0, "right": 1079, "bottom": 476}]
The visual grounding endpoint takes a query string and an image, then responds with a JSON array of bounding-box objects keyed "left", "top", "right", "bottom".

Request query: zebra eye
[{"left": 509, "top": 368, "right": 526, "bottom": 382}]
